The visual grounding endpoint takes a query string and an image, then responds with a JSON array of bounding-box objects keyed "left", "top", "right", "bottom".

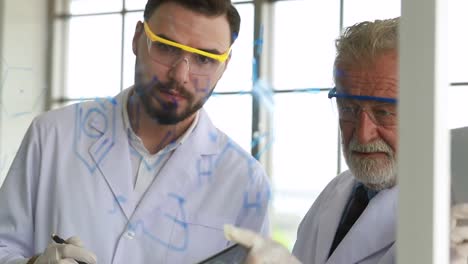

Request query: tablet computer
[{"left": 196, "top": 243, "right": 248, "bottom": 264}]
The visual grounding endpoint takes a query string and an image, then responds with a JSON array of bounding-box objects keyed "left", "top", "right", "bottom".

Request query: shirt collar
[{"left": 354, "top": 182, "right": 379, "bottom": 201}]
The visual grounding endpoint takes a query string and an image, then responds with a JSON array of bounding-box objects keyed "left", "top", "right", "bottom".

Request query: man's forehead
[
  {"left": 149, "top": 4, "right": 231, "bottom": 51},
  {"left": 335, "top": 69, "right": 398, "bottom": 97}
]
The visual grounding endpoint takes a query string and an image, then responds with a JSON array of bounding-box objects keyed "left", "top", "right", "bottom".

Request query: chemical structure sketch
[
  {"left": 126, "top": 193, "right": 189, "bottom": 251},
  {"left": 73, "top": 97, "right": 117, "bottom": 174},
  {"left": 0, "top": 57, "right": 45, "bottom": 118}
]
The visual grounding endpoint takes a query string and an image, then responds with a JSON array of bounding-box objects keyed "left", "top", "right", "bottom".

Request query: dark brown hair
[{"left": 143, "top": 0, "right": 241, "bottom": 44}]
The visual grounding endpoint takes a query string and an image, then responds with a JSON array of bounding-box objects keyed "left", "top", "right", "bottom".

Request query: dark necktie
[{"left": 328, "top": 185, "right": 370, "bottom": 257}]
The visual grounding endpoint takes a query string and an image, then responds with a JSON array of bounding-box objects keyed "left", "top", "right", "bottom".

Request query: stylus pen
[{"left": 51, "top": 234, "right": 88, "bottom": 264}]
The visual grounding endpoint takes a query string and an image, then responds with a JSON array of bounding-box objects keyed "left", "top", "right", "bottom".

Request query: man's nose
[
  {"left": 355, "top": 110, "right": 379, "bottom": 144},
  {"left": 168, "top": 57, "right": 189, "bottom": 84}
]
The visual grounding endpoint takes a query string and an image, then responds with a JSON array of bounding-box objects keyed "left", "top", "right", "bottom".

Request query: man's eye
[
  {"left": 194, "top": 54, "right": 216, "bottom": 65},
  {"left": 373, "top": 105, "right": 396, "bottom": 116},
  {"left": 374, "top": 109, "right": 394, "bottom": 116},
  {"left": 155, "top": 42, "right": 179, "bottom": 54},
  {"left": 340, "top": 106, "right": 355, "bottom": 113}
]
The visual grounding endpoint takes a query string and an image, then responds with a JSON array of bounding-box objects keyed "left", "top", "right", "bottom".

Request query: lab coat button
[{"left": 125, "top": 230, "right": 136, "bottom": 239}]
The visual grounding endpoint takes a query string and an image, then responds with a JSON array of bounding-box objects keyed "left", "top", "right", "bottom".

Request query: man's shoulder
[
  {"left": 197, "top": 110, "right": 260, "bottom": 165},
  {"left": 204, "top": 128, "right": 268, "bottom": 182},
  {"left": 33, "top": 98, "right": 119, "bottom": 129},
  {"left": 329, "top": 170, "right": 355, "bottom": 188},
  {"left": 214, "top": 130, "right": 261, "bottom": 167}
]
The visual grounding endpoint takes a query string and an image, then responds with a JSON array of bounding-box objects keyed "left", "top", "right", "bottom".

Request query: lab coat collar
[
  {"left": 328, "top": 181, "right": 398, "bottom": 264},
  {"left": 315, "top": 171, "right": 356, "bottom": 264},
  {"left": 87, "top": 93, "right": 135, "bottom": 220}
]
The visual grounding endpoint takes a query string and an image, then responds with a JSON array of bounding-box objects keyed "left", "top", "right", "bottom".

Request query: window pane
[
  {"left": 448, "top": 0, "right": 468, "bottom": 83},
  {"left": 125, "top": 0, "right": 146, "bottom": 11},
  {"left": 272, "top": 0, "right": 340, "bottom": 90},
  {"left": 203, "top": 94, "right": 252, "bottom": 152},
  {"left": 449, "top": 86, "right": 468, "bottom": 129},
  {"left": 69, "top": 0, "right": 122, "bottom": 15},
  {"left": 216, "top": 3, "right": 254, "bottom": 93},
  {"left": 123, "top": 12, "right": 143, "bottom": 89},
  {"left": 343, "top": 0, "right": 400, "bottom": 27},
  {"left": 271, "top": 92, "right": 339, "bottom": 247},
  {"left": 66, "top": 15, "right": 122, "bottom": 98}
]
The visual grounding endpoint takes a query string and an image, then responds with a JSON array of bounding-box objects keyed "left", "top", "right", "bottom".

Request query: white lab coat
[
  {"left": 292, "top": 171, "right": 397, "bottom": 264},
  {"left": 0, "top": 89, "right": 270, "bottom": 264}
]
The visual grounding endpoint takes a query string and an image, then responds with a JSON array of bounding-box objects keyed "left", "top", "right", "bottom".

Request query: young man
[
  {"left": 224, "top": 17, "right": 468, "bottom": 264},
  {"left": 0, "top": 1, "right": 270, "bottom": 263}
]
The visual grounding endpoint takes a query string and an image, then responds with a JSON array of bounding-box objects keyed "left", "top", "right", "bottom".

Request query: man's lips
[
  {"left": 352, "top": 151, "right": 388, "bottom": 158},
  {"left": 159, "top": 90, "right": 186, "bottom": 101}
]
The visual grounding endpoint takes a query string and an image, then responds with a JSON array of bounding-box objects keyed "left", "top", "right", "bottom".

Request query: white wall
[{"left": 0, "top": 0, "right": 48, "bottom": 185}]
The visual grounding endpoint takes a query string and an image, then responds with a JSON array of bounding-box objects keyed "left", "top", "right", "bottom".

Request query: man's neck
[{"left": 127, "top": 92, "right": 195, "bottom": 155}]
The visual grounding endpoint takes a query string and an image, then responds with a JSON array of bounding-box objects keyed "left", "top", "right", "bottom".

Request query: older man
[{"left": 224, "top": 17, "right": 468, "bottom": 264}]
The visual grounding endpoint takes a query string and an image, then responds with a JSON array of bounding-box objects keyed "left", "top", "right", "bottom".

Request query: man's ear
[{"left": 132, "top": 21, "right": 144, "bottom": 56}]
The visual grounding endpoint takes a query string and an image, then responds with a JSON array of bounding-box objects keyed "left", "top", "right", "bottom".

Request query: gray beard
[
  {"left": 344, "top": 137, "right": 397, "bottom": 191},
  {"left": 346, "top": 154, "right": 397, "bottom": 190}
]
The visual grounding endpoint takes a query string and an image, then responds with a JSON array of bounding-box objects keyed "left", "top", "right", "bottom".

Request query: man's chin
[
  {"left": 349, "top": 166, "right": 397, "bottom": 191},
  {"left": 148, "top": 112, "right": 185, "bottom": 125}
]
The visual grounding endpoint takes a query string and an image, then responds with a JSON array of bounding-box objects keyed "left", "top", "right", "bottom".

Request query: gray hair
[{"left": 334, "top": 17, "right": 399, "bottom": 75}]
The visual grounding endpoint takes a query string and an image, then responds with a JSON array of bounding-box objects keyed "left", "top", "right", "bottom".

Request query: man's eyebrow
[{"left": 158, "top": 34, "right": 223, "bottom": 55}]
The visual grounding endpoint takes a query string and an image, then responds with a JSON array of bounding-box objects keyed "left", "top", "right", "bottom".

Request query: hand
[
  {"left": 33, "top": 236, "right": 97, "bottom": 264},
  {"left": 224, "top": 225, "right": 301, "bottom": 264},
  {"left": 451, "top": 203, "right": 468, "bottom": 264}
]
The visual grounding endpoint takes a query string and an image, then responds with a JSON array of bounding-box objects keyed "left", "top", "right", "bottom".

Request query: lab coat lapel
[
  {"left": 328, "top": 186, "right": 398, "bottom": 264},
  {"left": 88, "top": 95, "right": 134, "bottom": 220},
  {"left": 315, "top": 173, "right": 356, "bottom": 264}
]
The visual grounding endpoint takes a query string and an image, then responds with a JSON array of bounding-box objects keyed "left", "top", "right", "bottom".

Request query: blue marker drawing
[
  {"left": 81, "top": 108, "right": 108, "bottom": 138},
  {"left": 0, "top": 58, "right": 47, "bottom": 118},
  {"left": 250, "top": 25, "right": 274, "bottom": 112},
  {"left": 197, "top": 156, "right": 214, "bottom": 186},
  {"left": 127, "top": 92, "right": 141, "bottom": 133},
  {"left": 146, "top": 75, "right": 181, "bottom": 112},
  {"left": 73, "top": 98, "right": 116, "bottom": 174},
  {"left": 252, "top": 77, "right": 274, "bottom": 112},
  {"left": 232, "top": 32, "right": 239, "bottom": 43},
  {"left": 254, "top": 25, "right": 264, "bottom": 58},
  {"left": 127, "top": 193, "right": 189, "bottom": 251},
  {"left": 194, "top": 76, "right": 212, "bottom": 98},
  {"left": 242, "top": 190, "right": 263, "bottom": 213},
  {"left": 208, "top": 130, "right": 218, "bottom": 142},
  {"left": 213, "top": 139, "right": 271, "bottom": 213},
  {"left": 214, "top": 139, "right": 250, "bottom": 169},
  {"left": 251, "top": 132, "right": 275, "bottom": 160},
  {"left": 242, "top": 181, "right": 272, "bottom": 215},
  {"left": 108, "top": 195, "right": 128, "bottom": 214},
  {"left": 334, "top": 67, "right": 346, "bottom": 78}
]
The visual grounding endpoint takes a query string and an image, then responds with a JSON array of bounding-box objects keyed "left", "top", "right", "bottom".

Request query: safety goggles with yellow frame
[{"left": 143, "top": 21, "right": 232, "bottom": 63}]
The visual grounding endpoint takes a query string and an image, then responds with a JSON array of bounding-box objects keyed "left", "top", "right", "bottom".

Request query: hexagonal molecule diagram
[{"left": 0, "top": 57, "right": 44, "bottom": 117}]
